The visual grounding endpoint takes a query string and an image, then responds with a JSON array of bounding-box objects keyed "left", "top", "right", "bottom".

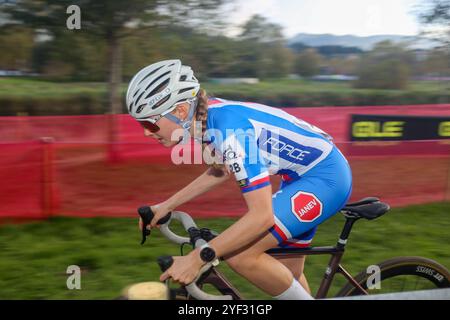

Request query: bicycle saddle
[{"left": 341, "top": 197, "right": 390, "bottom": 220}]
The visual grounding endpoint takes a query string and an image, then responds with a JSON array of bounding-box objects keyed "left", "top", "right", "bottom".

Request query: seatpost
[{"left": 336, "top": 217, "right": 358, "bottom": 249}]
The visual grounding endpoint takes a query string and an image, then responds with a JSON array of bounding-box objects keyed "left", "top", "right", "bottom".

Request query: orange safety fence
[
  {"left": 0, "top": 104, "right": 449, "bottom": 220},
  {"left": 0, "top": 141, "right": 48, "bottom": 218}
]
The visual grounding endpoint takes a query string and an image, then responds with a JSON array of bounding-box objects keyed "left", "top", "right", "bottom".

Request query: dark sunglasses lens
[{"left": 140, "top": 121, "right": 160, "bottom": 133}]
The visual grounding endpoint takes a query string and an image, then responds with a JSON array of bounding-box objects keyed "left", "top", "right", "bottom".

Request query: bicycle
[{"left": 124, "top": 197, "right": 450, "bottom": 300}]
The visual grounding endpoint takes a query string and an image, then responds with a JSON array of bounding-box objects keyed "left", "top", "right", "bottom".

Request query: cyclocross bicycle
[{"left": 135, "top": 197, "right": 450, "bottom": 300}]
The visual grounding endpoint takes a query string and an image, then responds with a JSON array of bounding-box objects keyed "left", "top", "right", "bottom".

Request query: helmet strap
[{"left": 163, "top": 98, "right": 198, "bottom": 143}]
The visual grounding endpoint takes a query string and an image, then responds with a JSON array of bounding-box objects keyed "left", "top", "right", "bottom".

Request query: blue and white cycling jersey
[
  {"left": 205, "top": 98, "right": 353, "bottom": 247},
  {"left": 205, "top": 98, "right": 335, "bottom": 193}
]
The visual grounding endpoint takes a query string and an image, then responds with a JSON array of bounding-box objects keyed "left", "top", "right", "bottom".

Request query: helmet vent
[
  {"left": 136, "top": 104, "right": 146, "bottom": 114},
  {"left": 145, "top": 71, "right": 171, "bottom": 94},
  {"left": 178, "top": 87, "right": 196, "bottom": 95},
  {"left": 129, "top": 90, "right": 144, "bottom": 113},
  {"left": 152, "top": 94, "right": 171, "bottom": 110},
  {"left": 137, "top": 65, "right": 164, "bottom": 86},
  {"left": 146, "top": 78, "right": 170, "bottom": 100},
  {"left": 132, "top": 90, "right": 146, "bottom": 110},
  {"left": 132, "top": 89, "right": 141, "bottom": 98}
]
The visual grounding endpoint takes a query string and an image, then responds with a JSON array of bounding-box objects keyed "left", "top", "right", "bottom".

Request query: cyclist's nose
[{"left": 143, "top": 128, "right": 154, "bottom": 137}]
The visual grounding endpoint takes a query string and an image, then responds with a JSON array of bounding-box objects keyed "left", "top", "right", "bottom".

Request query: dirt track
[{"left": 55, "top": 149, "right": 450, "bottom": 218}]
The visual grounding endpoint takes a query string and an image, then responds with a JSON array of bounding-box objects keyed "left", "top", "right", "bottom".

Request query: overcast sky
[{"left": 225, "top": 0, "right": 424, "bottom": 38}]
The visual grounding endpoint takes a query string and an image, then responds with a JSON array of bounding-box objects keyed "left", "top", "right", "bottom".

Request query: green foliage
[
  {"left": 0, "top": 25, "right": 34, "bottom": 70},
  {"left": 33, "top": 32, "right": 108, "bottom": 81},
  {"left": 294, "top": 48, "right": 322, "bottom": 77},
  {"left": 422, "top": 47, "right": 450, "bottom": 76},
  {"left": 232, "top": 14, "right": 294, "bottom": 78},
  {"left": 289, "top": 43, "right": 363, "bottom": 57},
  {"left": 354, "top": 41, "right": 413, "bottom": 90},
  {"left": 0, "top": 78, "right": 449, "bottom": 115},
  {"left": 5, "top": 0, "right": 233, "bottom": 114},
  {"left": 3, "top": 2, "right": 449, "bottom": 85},
  {"left": 239, "top": 14, "right": 284, "bottom": 44},
  {"left": 0, "top": 202, "right": 449, "bottom": 299}
]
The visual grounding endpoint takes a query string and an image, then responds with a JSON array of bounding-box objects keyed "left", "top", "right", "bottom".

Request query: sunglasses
[
  {"left": 137, "top": 99, "right": 193, "bottom": 133},
  {"left": 138, "top": 117, "right": 161, "bottom": 133}
]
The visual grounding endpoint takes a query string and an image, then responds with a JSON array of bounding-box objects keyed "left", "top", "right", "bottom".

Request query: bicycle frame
[
  {"left": 189, "top": 216, "right": 369, "bottom": 299},
  {"left": 138, "top": 198, "right": 392, "bottom": 299},
  {"left": 195, "top": 245, "right": 366, "bottom": 299}
]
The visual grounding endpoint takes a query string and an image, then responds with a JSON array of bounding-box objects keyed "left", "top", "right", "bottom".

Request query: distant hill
[
  {"left": 289, "top": 42, "right": 364, "bottom": 56},
  {"left": 288, "top": 33, "right": 440, "bottom": 51}
]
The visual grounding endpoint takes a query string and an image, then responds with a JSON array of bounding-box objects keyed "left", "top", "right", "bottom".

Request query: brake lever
[{"left": 137, "top": 206, "right": 171, "bottom": 245}]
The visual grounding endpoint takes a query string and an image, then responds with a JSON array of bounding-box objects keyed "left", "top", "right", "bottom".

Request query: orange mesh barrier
[{"left": 0, "top": 104, "right": 449, "bottom": 219}]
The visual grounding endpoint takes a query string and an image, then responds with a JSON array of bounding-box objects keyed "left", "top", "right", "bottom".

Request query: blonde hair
[{"left": 195, "top": 89, "right": 226, "bottom": 177}]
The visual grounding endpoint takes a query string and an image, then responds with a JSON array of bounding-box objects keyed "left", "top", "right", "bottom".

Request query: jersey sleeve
[{"left": 207, "top": 107, "right": 270, "bottom": 193}]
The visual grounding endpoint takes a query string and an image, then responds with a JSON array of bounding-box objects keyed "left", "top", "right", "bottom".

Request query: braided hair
[{"left": 195, "top": 89, "right": 226, "bottom": 177}]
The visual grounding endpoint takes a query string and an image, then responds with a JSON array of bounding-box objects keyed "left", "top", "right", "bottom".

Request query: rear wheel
[{"left": 336, "top": 256, "right": 450, "bottom": 297}]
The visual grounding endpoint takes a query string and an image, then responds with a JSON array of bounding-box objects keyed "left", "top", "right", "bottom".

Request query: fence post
[
  {"left": 446, "top": 155, "right": 450, "bottom": 201},
  {"left": 106, "top": 113, "right": 122, "bottom": 163},
  {"left": 40, "top": 137, "right": 58, "bottom": 218}
]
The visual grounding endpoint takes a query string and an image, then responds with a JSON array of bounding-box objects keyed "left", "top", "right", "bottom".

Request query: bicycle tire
[{"left": 336, "top": 256, "right": 450, "bottom": 297}]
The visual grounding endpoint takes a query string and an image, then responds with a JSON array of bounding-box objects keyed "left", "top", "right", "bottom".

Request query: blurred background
[{"left": 0, "top": 0, "right": 449, "bottom": 299}]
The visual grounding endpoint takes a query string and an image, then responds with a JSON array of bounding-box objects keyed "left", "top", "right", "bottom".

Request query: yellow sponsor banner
[{"left": 350, "top": 115, "right": 450, "bottom": 141}]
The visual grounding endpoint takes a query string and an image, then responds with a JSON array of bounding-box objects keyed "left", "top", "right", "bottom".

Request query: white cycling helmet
[{"left": 126, "top": 59, "right": 200, "bottom": 129}]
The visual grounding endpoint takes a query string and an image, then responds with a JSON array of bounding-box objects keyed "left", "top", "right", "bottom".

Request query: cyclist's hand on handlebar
[
  {"left": 148, "top": 203, "right": 171, "bottom": 229},
  {"left": 138, "top": 204, "right": 167, "bottom": 231},
  {"left": 160, "top": 253, "right": 205, "bottom": 285}
]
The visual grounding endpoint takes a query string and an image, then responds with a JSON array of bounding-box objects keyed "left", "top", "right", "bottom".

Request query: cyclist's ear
[{"left": 172, "top": 102, "right": 190, "bottom": 121}]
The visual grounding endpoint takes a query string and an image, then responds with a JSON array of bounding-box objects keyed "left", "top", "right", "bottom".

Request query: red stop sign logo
[{"left": 291, "top": 191, "right": 323, "bottom": 222}]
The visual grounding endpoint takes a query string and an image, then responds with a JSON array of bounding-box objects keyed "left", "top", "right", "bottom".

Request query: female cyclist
[{"left": 126, "top": 60, "right": 353, "bottom": 300}]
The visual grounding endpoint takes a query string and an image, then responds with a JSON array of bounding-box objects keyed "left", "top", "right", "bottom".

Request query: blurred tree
[
  {"left": 237, "top": 14, "right": 293, "bottom": 78},
  {"left": 325, "top": 55, "right": 360, "bottom": 75},
  {"left": 239, "top": 14, "right": 284, "bottom": 44},
  {"left": 265, "top": 45, "right": 294, "bottom": 78},
  {"left": 418, "top": 0, "right": 450, "bottom": 46},
  {"left": 0, "top": 26, "right": 34, "bottom": 70},
  {"left": 6, "top": 0, "right": 232, "bottom": 163},
  {"left": 183, "top": 32, "right": 241, "bottom": 78},
  {"left": 289, "top": 42, "right": 311, "bottom": 53},
  {"left": 316, "top": 45, "right": 363, "bottom": 57},
  {"left": 289, "top": 42, "right": 363, "bottom": 57},
  {"left": 293, "top": 48, "right": 322, "bottom": 78},
  {"left": 421, "top": 0, "right": 450, "bottom": 22},
  {"left": 354, "top": 41, "right": 414, "bottom": 90},
  {"left": 422, "top": 47, "right": 450, "bottom": 76},
  {"left": 31, "top": 32, "right": 107, "bottom": 81},
  {"left": 6, "top": 0, "right": 231, "bottom": 114}
]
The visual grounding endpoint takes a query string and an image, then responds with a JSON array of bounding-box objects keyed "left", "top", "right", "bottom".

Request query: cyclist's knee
[
  {"left": 225, "top": 252, "right": 259, "bottom": 272},
  {"left": 278, "top": 257, "right": 306, "bottom": 279}
]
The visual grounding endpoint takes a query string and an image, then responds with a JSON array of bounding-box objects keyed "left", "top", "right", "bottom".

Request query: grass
[
  {"left": 0, "top": 201, "right": 449, "bottom": 299},
  {"left": 0, "top": 78, "right": 108, "bottom": 99},
  {"left": 0, "top": 77, "right": 446, "bottom": 99},
  {"left": 1, "top": 77, "right": 448, "bottom": 115}
]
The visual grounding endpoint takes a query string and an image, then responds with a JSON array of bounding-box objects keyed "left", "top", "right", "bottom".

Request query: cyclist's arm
[
  {"left": 193, "top": 184, "right": 274, "bottom": 259},
  {"left": 161, "top": 167, "right": 230, "bottom": 212}
]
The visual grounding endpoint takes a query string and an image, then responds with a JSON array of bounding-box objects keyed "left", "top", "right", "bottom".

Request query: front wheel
[{"left": 336, "top": 256, "right": 450, "bottom": 297}]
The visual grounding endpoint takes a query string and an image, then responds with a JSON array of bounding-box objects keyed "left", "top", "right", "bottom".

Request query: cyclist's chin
[{"left": 160, "top": 139, "right": 179, "bottom": 147}]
